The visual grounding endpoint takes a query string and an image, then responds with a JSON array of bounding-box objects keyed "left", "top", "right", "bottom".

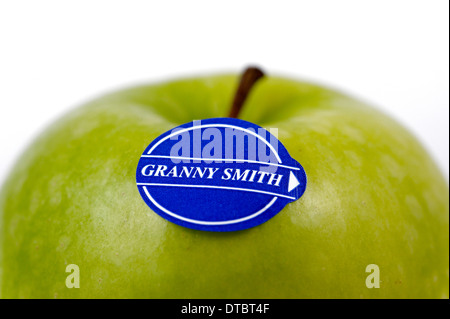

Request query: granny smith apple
[{"left": 0, "top": 68, "right": 448, "bottom": 298}]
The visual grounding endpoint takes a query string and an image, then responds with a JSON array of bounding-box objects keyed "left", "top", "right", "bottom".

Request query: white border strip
[
  {"left": 140, "top": 155, "right": 300, "bottom": 170},
  {"left": 137, "top": 182, "right": 295, "bottom": 200}
]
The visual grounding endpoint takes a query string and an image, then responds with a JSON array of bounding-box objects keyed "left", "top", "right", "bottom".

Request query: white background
[{"left": 0, "top": 0, "right": 448, "bottom": 185}]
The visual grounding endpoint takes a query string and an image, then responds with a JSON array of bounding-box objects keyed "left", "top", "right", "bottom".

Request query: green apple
[{"left": 0, "top": 68, "right": 448, "bottom": 298}]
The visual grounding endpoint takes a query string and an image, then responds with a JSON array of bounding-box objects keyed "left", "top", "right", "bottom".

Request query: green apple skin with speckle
[{"left": 0, "top": 74, "right": 448, "bottom": 298}]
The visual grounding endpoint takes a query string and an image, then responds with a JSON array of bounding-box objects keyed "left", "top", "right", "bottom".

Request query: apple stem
[{"left": 229, "top": 66, "right": 265, "bottom": 118}]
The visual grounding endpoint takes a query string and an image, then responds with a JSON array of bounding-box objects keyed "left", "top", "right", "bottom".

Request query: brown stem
[{"left": 229, "top": 66, "right": 265, "bottom": 118}]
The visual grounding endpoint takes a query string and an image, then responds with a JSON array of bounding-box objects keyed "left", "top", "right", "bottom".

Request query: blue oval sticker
[{"left": 136, "top": 118, "right": 306, "bottom": 232}]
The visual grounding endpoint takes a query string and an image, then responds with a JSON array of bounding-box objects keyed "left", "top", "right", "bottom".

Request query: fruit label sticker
[{"left": 136, "top": 118, "right": 306, "bottom": 232}]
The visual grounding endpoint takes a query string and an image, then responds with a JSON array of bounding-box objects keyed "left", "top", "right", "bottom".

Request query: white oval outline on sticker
[
  {"left": 143, "top": 186, "right": 278, "bottom": 225},
  {"left": 147, "top": 123, "right": 282, "bottom": 163},
  {"left": 140, "top": 122, "right": 281, "bottom": 226}
]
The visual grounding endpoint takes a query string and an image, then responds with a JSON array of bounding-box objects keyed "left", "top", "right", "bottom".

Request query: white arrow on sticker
[{"left": 288, "top": 171, "right": 300, "bottom": 192}]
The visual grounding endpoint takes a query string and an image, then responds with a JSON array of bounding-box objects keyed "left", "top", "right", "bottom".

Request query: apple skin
[{"left": 0, "top": 74, "right": 448, "bottom": 298}]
